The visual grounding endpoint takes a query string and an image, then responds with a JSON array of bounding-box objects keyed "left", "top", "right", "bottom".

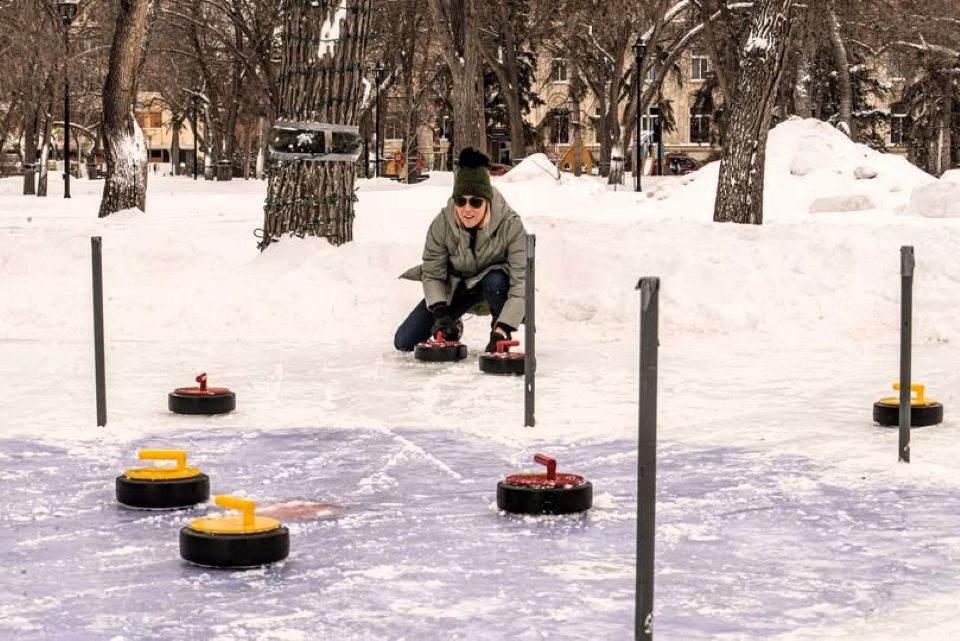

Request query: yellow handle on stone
[
  {"left": 138, "top": 449, "right": 187, "bottom": 471},
  {"left": 892, "top": 383, "right": 925, "bottom": 404},
  {"left": 216, "top": 495, "right": 256, "bottom": 529}
]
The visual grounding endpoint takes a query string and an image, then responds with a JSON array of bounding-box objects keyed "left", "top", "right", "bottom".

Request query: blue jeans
[{"left": 394, "top": 270, "right": 509, "bottom": 351}]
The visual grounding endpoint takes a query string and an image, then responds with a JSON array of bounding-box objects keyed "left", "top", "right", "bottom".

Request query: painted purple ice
[{"left": 2, "top": 428, "right": 959, "bottom": 639}]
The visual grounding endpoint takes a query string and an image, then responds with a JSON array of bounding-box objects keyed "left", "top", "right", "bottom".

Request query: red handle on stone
[
  {"left": 434, "top": 331, "right": 444, "bottom": 342},
  {"left": 496, "top": 340, "right": 519, "bottom": 353},
  {"left": 196, "top": 373, "right": 207, "bottom": 391},
  {"left": 533, "top": 453, "right": 556, "bottom": 481}
]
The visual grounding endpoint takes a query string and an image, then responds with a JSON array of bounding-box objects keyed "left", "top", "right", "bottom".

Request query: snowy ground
[{"left": 2, "top": 119, "right": 960, "bottom": 639}]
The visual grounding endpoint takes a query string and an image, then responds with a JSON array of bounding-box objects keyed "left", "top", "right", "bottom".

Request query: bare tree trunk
[
  {"left": 428, "top": 0, "right": 485, "bottom": 152},
  {"left": 714, "top": 0, "right": 794, "bottom": 225},
  {"left": 793, "top": 20, "right": 816, "bottom": 118},
  {"left": 22, "top": 106, "right": 38, "bottom": 195},
  {"left": 477, "top": 5, "right": 526, "bottom": 161},
  {"left": 243, "top": 114, "right": 254, "bottom": 180},
  {"left": 0, "top": 100, "right": 19, "bottom": 163},
  {"left": 827, "top": 0, "right": 854, "bottom": 138},
  {"left": 937, "top": 76, "right": 953, "bottom": 176},
  {"left": 170, "top": 114, "right": 181, "bottom": 175},
  {"left": 261, "top": 0, "right": 372, "bottom": 247},
  {"left": 99, "top": 0, "right": 154, "bottom": 217},
  {"left": 37, "top": 104, "right": 53, "bottom": 197},
  {"left": 569, "top": 57, "right": 584, "bottom": 178},
  {"left": 256, "top": 116, "right": 270, "bottom": 179},
  {"left": 596, "top": 107, "right": 612, "bottom": 178},
  {"left": 222, "top": 29, "right": 245, "bottom": 170}
]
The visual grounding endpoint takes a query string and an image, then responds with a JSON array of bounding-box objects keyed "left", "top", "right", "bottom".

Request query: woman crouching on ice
[{"left": 394, "top": 147, "right": 527, "bottom": 354}]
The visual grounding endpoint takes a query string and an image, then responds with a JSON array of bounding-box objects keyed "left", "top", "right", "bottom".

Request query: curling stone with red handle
[
  {"left": 169, "top": 372, "right": 236, "bottom": 415},
  {"left": 873, "top": 382, "right": 943, "bottom": 428},
  {"left": 116, "top": 449, "right": 210, "bottom": 509},
  {"left": 414, "top": 331, "right": 468, "bottom": 362},
  {"left": 479, "top": 339, "right": 525, "bottom": 376},
  {"left": 497, "top": 454, "right": 593, "bottom": 515},
  {"left": 180, "top": 495, "right": 290, "bottom": 569}
]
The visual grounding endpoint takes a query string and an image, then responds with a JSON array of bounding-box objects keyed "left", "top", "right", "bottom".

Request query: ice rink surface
[{"left": 4, "top": 427, "right": 960, "bottom": 640}]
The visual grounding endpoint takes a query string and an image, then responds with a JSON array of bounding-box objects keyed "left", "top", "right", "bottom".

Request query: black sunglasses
[{"left": 454, "top": 196, "right": 485, "bottom": 208}]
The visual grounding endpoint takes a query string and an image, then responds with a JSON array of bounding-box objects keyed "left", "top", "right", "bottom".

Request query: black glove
[
  {"left": 430, "top": 304, "right": 459, "bottom": 341},
  {"left": 484, "top": 328, "right": 511, "bottom": 353}
]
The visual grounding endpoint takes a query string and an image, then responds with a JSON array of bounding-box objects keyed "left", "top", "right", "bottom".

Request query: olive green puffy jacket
[{"left": 400, "top": 188, "right": 527, "bottom": 329}]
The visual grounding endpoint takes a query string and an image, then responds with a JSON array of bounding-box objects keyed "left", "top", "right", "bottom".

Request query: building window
[
  {"left": 384, "top": 119, "right": 402, "bottom": 141},
  {"left": 890, "top": 114, "right": 909, "bottom": 146},
  {"left": 549, "top": 109, "right": 570, "bottom": 145},
  {"left": 691, "top": 55, "right": 710, "bottom": 82},
  {"left": 640, "top": 106, "right": 659, "bottom": 141},
  {"left": 136, "top": 111, "right": 162, "bottom": 129},
  {"left": 550, "top": 58, "right": 568, "bottom": 83},
  {"left": 689, "top": 110, "right": 711, "bottom": 144}
]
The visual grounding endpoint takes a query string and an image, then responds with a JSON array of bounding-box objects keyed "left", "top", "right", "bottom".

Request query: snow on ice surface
[{"left": 2, "top": 118, "right": 960, "bottom": 638}]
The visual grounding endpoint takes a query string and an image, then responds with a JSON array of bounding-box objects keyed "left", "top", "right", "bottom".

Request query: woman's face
[{"left": 454, "top": 195, "right": 487, "bottom": 229}]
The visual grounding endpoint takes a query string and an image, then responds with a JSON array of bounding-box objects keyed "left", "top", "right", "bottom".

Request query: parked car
[
  {"left": 665, "top": 154, "right": 701, "bottom": 175},
  {"left": 488, "top": 163, "right": 511, "bottom": 177}
]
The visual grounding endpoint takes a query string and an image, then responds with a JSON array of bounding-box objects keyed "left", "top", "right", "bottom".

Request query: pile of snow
[
  {"left": 496, "top": 153, "right": 559, "bottom": 184},
  {"left": 909, "top": 169, "right": 960, "bottom": 218},
  {"left": 650, "top": 117, "right": 935, "bottom": 220}
]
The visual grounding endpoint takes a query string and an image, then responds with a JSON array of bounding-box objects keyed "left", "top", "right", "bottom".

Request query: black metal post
[
  {"left": 63, "top": 24, "right": 72, "bottom": 198},
  {"left": 192, "top": 95, "right": 199, "bottom": 180},
  {"left": 899, "top": 246, "right": 914, "bottom": 463},
  {"left": 634, "top": 39, "right": 646, "bottom": 192},
  {"left": 524, "top": 234, "right": 536, "bottom": 427},
  {"left": 635, "top": 276, "right": 659, "bottom": 641},
  {"left": 363, "top": 138, "right": 370, "bottom": 178},
  {"left": 92, "top": 237, "right": 106, "bottom": 427},
  {"left": 375, "top": 65, "right": 383, "bottom": 178}
]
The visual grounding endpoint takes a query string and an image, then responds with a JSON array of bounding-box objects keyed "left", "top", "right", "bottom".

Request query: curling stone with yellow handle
[
  {"left": 180, "top": 495, "right": 290, "bottom": 568},
  {"left": 873, "top": 383, "right": 944, "bottom": 428},
  {"left": 116, "top": 449, "right": 210, "bottom": 509}
]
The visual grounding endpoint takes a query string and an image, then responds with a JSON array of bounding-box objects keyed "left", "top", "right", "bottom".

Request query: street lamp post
[
  {"left": 57, "top": 0, "right": 79, "bottom": 199},
  {"left": 633, "top": 37, "right": 647, "bottom": 192},
  {"left": 374, "top": 62, "right": 384, "bottom": 178},
  {"left": 656, "top": 49, "right": 666, "bottom": 177},
  {"left": 192, "top": 94, "right": 199, "bottom": 180}
]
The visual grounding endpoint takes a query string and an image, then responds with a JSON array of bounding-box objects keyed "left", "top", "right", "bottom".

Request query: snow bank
[
  {"left": 652, "top": 117, "right": 934, "bottom": 222},
  {"left": 909, "top": 178, "right": 960, "bottom": 218},
  {"left": 496, "top": 153, "right": 559, "bottom": 184}
]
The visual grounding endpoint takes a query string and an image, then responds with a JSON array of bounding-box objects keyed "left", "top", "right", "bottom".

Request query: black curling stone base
[
  {"left": 479, "top": 353, "right": 525, "bottom": 376},
  {"left": 414, "top": 343, "right": 468, "bottom": 362},
  {"left": 116, "top": 474, "right": 210, "bottom": 509},
  {"left": 497, "top": 481, "right": 593, "bottom": 515},
  {"left": 873, "top": 401, "right": 944, "bottom": 428},
  {"left": 168, "top": 392, "right": 236, "bottom": 415},
  {"left": 179, "top": 526, "right": 290, "bottom": 568}
]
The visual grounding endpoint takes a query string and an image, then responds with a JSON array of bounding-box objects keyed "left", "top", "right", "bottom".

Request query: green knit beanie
[{"left": 453, "top": 147, "right": 494, "bottom": 203}]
